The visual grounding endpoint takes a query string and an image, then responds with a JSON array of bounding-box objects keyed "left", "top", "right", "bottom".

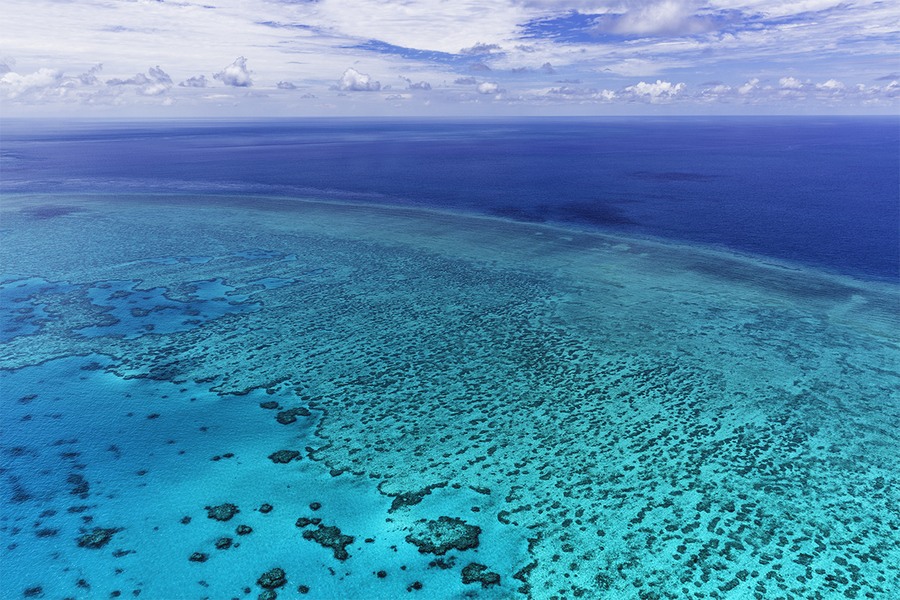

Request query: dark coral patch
[
  {"left": 268, "top": 450, "right": 301, "bottom": 464},
  {"left": 77, "top": 527, "right": 120, "bottom": 549},
  {"left": 405, "top": 516, "right": 480, "bottom": 555},
  {"left": 302, "top": 524, "right": 354, "bottom": 561},
  {"left": 275, "top": 407, "right": 311, "bottom": 424},
  {"left": 257, "top": 568, "right": 287, "bottom": 589},
  {"left": 205, "top": 503, "right": 239, "bottom": 521},
  {"left": 388, "top": 482, "right": 448, "bottom": 513},
  {"left": 215, "top": 537, "right": 233, "bottom": 550},
  {"left": 462, "top": 563, "right": 501, "bottom": 588}
]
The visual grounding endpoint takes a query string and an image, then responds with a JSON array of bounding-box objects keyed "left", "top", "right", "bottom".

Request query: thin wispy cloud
[{"left": 0, "top": 0, "right": 896, "bottom": 115}]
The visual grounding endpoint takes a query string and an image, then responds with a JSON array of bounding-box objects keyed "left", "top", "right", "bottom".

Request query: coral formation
[
  {"left": 275, "top": 407, "right": 310, "bottom": 424},
  {"left": 205, "top": 503, "right": 239, "bottom": 521},
  {"left": 257, "top": 568, "right": 287, "bottom": 589},
  {"left": 301, "top": 524, "right": 355, "bottom": 561},
  {"left": 267, "top": 450, "right": 300, "bottom": 464},
  {"left": 461, "top": 563, "right": 500, "bottom": 588},
  {"left": 405, "top": 517, "right": 481, "bottom": 555},
  {"left": 76, "top": 528, "right": 120, "bottom": 549}
]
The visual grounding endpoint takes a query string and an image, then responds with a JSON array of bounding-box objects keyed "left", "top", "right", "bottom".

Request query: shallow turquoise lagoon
[{"left": 1, "top": 194, "right": 898, "bottom": 600}]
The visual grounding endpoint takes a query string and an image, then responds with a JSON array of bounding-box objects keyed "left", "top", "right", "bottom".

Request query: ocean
[{"left": 1, "top": 118, "right": 898, "bottom": 600}]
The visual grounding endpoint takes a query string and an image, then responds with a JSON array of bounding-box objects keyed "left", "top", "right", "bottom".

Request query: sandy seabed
[{"left": 1, "top": 193, "right": 898, "bottom": 600}]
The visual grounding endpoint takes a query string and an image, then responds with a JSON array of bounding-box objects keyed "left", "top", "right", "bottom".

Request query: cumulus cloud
[
  {"left": 1, "top": 68, "right": 62, "bottom": 98},
  {"left": 71, "top": 64, "right": 103, "bottom": 86},
  {"left": 881, "top": 80, "right": 900, "bottom": 96},
  {"left": 454, "top": 76, "right": 477, "bottom": 84},
  {"left": 469, "top": 63, "right": 492, "bottom": 72},
  {"left": 816, "top": 79, "right": 844, "bottom": 91},
  {"left": 620, "top": 79, "right": 686, "bottom": 101},
  {"left": 696, "top": 75, "right": 886, "bottom": 104},
  {"left": 1, "top": 63, "right": 108, "bottom": 102},
  {"left": 408, "top": 80, "right": 432, "bottom": 90},
  {"left": 107, "top": 66, "right": 172, "bottom": 96},
  {"left": 460, "top": 42, "right": 502, "bottom": 55},
  {"left": 334, "top": 67, "right": 381, "bottom": 91},
  {"left": 738, "top": 78, "right": 760, "bottom": 94},
  {"left": 180, "top": 75, "right": 208, "bottom": 88},
  {"left": 540, "top": 62, "right": 556, "bottom": 74},
  {"left": 476, "top": 81, "right": 502, "bottom": 94},
  {"left": 779, "top": 76, "right": 804, "bottom": 89},
  {"left": 214, "top": 57, "right": 253, "bottom": 87},
  {"left": 277, "top": 81, "right": 297, "bottom": 89}
]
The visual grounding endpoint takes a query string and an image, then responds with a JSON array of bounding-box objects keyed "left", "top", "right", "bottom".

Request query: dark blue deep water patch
[{"left": 1, "top": 117, "right": 897, "bottom": 281}]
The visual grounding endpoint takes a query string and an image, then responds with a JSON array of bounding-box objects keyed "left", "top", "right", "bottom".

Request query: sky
[{"left": 1, "top": 0, "right": 898, "bottom": 116}]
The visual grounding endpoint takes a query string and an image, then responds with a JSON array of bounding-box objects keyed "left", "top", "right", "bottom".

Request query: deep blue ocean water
[{"left": 2, "top": 117, "right": 897, "bottom": 282}]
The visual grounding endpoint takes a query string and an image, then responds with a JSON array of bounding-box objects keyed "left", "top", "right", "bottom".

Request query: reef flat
[{"left": 1, "top": 193, "right": 898, "bottom": 600}]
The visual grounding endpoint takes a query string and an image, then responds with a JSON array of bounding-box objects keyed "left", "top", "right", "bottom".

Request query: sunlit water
[{"left": 1, "top": 119, "right": 898, "bottom": 600}]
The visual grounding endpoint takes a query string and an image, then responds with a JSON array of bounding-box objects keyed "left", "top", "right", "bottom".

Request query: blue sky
[{"left": 1, "top": 0, "right": 898, "bottom": 116}]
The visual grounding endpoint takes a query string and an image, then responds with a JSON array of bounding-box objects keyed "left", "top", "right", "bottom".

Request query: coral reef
[
  {"left": 267, "top": 450, "right": 300, "bottom": 464},
  {"left": 205, "top": 503, "right": 239, "bottom": 521},
  {"left": 301, "top": 524, "right": 355, "bottom": 561},
  {"left": 275, "top": 407, "right": 310, "bottom": 425},
  {"left": 257, "top": 567, "right": 287, "bottom": 589},
  {"left": 405, "top": 517, "right": 480, "bottom": 555},
  {"left": 76, "top": 528, "right": 120, "bottom": 549},
  {"left": 461, "top": 563, "right": 500, "bottom": 588}
]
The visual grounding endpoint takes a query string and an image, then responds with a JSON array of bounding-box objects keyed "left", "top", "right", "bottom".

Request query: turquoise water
[{"left": 1, "top": 193, "right": 898, "bottom": 599}]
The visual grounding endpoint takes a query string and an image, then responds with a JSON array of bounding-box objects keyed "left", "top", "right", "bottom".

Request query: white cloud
[
  {"left": 0, "top": 0, "right": 897, "bottom": 114},
  {"left": 214, "top": 57, "right": 253, "bottom": 87},
  {"left": 180, "top": 75, "right": 208, "bottom": 88},
  {"left": 1, "top": 63, "right": 107, "bottom": 103},
  {"left": 779, "top": 76, "right": 804, "bottom": 89},
  {"left": 297, "top": 0, "right": 527, "bottom": 54},
  {"left": 816, "top": 79, "right": 844, "bottom": 91},
  {"left": 1, "top": 67, "right": 61, "bottom": 98},
  {"left": 595, "top": 0, "right": 723, "bottom": 37},
  {"left": 476, "top": 81, "right": 502, "bottom": 94},
  {"left": 277, "top": 81, "right": 297, "bottom": 90},
  {"left": 738, "top": 78, "right": 759, "bottom": 94},
  {"left": 107, "top": 66, "right": 172, "bottom": 96},
  {"left": 620, "top": 79, "right": 686, "bottom": 101},
  {"left": 408, "top": 81, "right": 432, "bottom": 90},
  {"left": 335, "top": 68, "right": 381, "bottom": 91}
]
